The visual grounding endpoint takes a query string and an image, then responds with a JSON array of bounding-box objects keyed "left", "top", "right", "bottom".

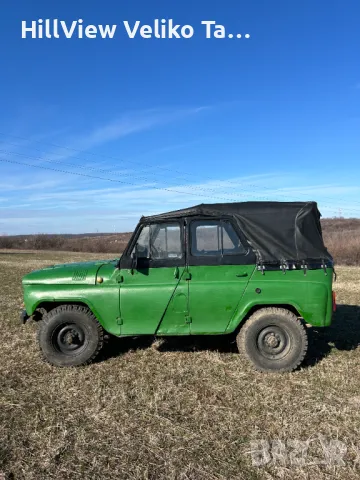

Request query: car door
[
  {"left": 187, "top": 218, "right": 256, "bottom": 334},
  {"left": 119, "top": 221, "right": 189, "bottom": 335}
]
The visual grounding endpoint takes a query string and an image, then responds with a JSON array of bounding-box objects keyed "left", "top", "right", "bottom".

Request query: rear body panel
[{"left": 226, "top": 267, "right": 334, "bottom": 333}]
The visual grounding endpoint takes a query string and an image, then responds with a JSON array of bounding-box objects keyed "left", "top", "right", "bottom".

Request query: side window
[
  {"left": 133, "top": 223, "right": 183, "bottom": 260},
  {"left": 151, "top": 224, "right": 182, "bottom": 259},
  {"left": 135, "top": 225, "right": 150, "bottom": 258},
  {"left": 191, "top": 220, "right": 246, "bottom": 256}
]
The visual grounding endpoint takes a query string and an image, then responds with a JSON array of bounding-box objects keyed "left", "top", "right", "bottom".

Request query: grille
[{"left": 72, "top": 269, "right": 88, "bottom": 281}]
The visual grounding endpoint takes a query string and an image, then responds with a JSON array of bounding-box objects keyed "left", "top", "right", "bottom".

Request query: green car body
[
  {"left": 22, "top": 259, "right": 334, "bottom": 337},
  {"left": 21, "top": 202, "right": 335, "bottom": 370}
]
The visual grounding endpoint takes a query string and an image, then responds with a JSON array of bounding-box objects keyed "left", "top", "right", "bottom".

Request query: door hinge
[
  {"left": 184, "top": 272, "right": 192, "bottom": 281},
  {"left": 116, "top": 274, "right": 124, "bottom": 283},
  {"left": 116, "top": 317, "right": 123, "bottom": 325},
  {"left": 185, "top": 315, "right": 192, "bottom": 324}
]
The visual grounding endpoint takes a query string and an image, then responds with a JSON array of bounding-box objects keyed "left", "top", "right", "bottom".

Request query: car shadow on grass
[
  {"left": 155, "top": 335, "right": 238, "bottom": 354},
  {"left": 154, "top": 305, "right": 360, "bottom": 365},
  {"left": 96, "top": 335, "right": 156, "bottom": 362},
  {"left": 98, "top": 333, "right": 238, "bottom": 363},
  {"left": 305, "top": 304, "right": 360, "bottom": 367},
  {"left": 97, "top": 304, "right": 360, "bottom": 367}
]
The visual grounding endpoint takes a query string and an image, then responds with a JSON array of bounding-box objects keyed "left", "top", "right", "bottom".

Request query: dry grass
[
  {"left": 0, "top": 233, "right": 131, "bottom": 254},
  {"left": 321, "top": 217, "right": 360, "bottom": 265},
  {"left": 1, "top": 250, "right": 360, "bottom": 479}
]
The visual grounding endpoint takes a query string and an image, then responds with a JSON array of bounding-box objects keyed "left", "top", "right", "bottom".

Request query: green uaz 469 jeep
[{"left": 21, "top": 201, "right": 335, "bottom": 372}]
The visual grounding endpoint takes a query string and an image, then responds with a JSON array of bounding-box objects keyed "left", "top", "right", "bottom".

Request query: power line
[
  {"left": 0, "top": 149, "right": 270, "bottom": 201},
  {"left": 0, "top": 140, "right": 283, "bottom": 201},
  {"left": 0, "top": 156, "right": 256, "bottom": 203},
  {"left": 1, "top": 131, "right": 359, "bottom": 207},
  {"left": 0, "top": 132, "right": 223, "bottom": 183},
  {"left": 0, "top": 138, "right": 288, "bottom": 201},
  {"left": 0, "top": 139, "right": 315, "bottom": 202},
  {"left": 1, "top": 154, "right": 360, "bottom": 215},
  {"left": 3, "top": 147, "right": 360, "bottom": 213},
  {"left": 0, "top": 139, "right": 192, "bottom": 182}
]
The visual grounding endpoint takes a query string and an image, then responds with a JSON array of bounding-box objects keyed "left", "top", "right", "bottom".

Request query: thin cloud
[{"left": 38, "top": 106, "right": 208, "bottom": 164}]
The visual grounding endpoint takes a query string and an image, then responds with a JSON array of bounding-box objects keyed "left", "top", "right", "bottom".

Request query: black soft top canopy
[{"left": 141, "top": 201, "right": 333, "bottom": 264}]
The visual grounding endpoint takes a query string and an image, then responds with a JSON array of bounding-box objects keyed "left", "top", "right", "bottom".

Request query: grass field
[{"left": 1, "top": 251, "right": 360, "bottom": 479}]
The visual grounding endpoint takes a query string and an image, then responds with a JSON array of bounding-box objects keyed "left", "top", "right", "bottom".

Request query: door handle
[
  {"left": 236, "top": 273, "right": 248, "bottom": 277},
  {"left": 174, "top": 267, "right": 179, "bottom": 279}
]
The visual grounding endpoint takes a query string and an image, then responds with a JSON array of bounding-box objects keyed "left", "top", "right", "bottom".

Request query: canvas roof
[{"left": 141, "top": 201, "right": 333, "bottom": 263}]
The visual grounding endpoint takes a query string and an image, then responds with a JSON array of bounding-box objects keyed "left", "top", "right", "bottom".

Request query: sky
[{"left": 0, "top": 0, "right": 360, "bottom": 234}]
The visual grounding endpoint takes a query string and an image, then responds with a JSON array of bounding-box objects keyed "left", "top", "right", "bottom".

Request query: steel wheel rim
[
  {"left": 52, "top": 323, "right": 86, "bottom": 355},
  {"left": 256, "top": 325, "right": 291, "bottom": 360}
]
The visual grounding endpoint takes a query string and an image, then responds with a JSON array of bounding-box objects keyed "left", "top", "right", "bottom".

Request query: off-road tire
[
  {"left": 37, "top": 305, "right": 104, "bottom": 367},
  {"left": 237, "top": 307, "right": 308, "bottom": 373}
]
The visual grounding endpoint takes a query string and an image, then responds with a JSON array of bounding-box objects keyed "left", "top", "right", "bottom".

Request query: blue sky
[{"left": 0, "top": 0, "right": 360, "bottom": 234}]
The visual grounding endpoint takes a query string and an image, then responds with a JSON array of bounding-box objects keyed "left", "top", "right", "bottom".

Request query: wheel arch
[
  {"left": 228, "top": 303, "right": 303, "bottom": 335},
  {"left": 34, "top": 300, "right": 102, "bottom": 324}
]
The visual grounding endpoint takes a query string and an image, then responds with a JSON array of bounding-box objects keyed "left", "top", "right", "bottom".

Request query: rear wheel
[
  {"left": 37, "top": 305, "right": 104, "bottom": 367},
  {"left": 237, "top": 307, "right": 308, "bottom": 372}
]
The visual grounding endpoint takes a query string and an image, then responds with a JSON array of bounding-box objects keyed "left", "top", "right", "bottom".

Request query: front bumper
[{"left": 20, "top": 309, "right": 30, "bottom": 324}]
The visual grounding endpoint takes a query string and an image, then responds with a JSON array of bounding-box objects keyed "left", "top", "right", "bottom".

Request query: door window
[
  {"left": 151, "top": 224, "right": 182, "bottom": 259},
  {"left": 191, "top": 220, "right": 246, "bottom": 256},
  {"left": 133, "top": 223, "right": 183, "bottom": 260},
  {"left": 135, "top": 225, "right": 150, "bottom": 258}
]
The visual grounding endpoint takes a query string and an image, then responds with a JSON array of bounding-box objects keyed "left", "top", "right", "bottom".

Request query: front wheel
[
  {"left": 237, "top": 307, "right": 308, "bottom": 372},
  {"left": 37, "top": 305, "right": 104, "bottom": 367}
]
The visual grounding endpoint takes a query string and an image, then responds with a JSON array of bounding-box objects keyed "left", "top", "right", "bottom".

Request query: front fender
[{"left": 23, "top": 283, "right": 121, "bottom": 336}]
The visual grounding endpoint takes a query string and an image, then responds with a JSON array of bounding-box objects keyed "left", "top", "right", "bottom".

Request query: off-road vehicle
[{"left": 21, "top": 201, "right": 335, "bottom": 372}]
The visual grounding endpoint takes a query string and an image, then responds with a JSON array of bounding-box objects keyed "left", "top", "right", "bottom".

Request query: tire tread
[
  {"left": 37, "top": 304, "right": 104, "bottom": 367},
  {"left": 237, "top": 307, "right": 308, "bottom": 373}
]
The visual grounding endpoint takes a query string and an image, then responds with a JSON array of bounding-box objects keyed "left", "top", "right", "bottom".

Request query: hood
[{"left": 22, "top": 259, "right": 118, "bottom": 285}]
